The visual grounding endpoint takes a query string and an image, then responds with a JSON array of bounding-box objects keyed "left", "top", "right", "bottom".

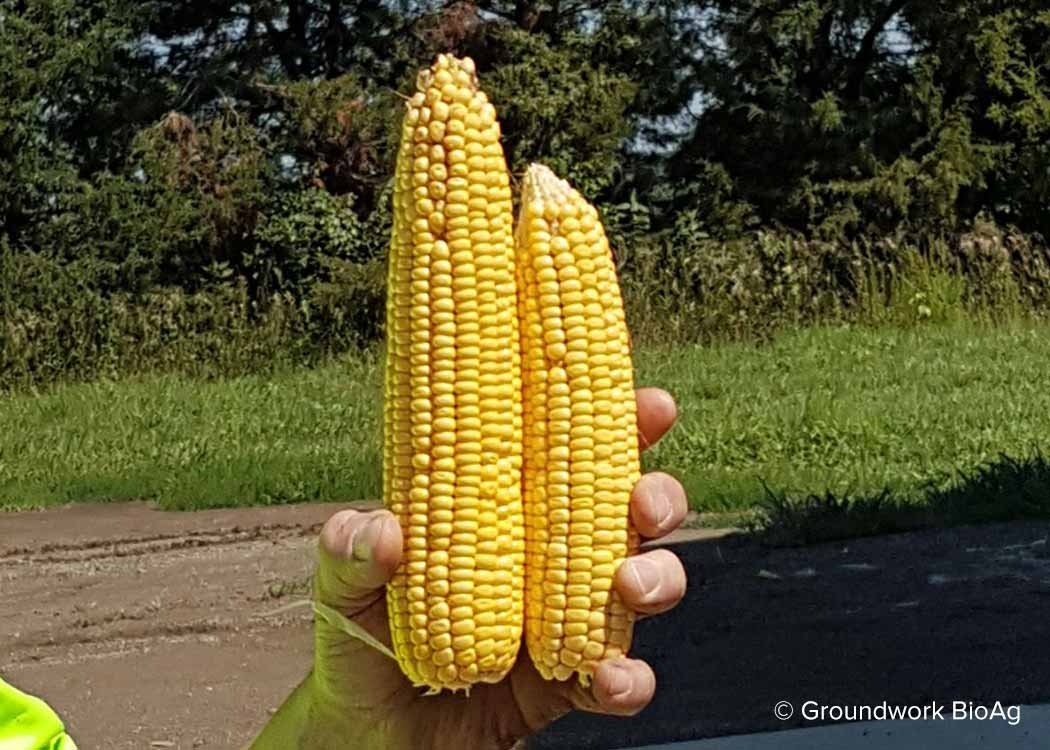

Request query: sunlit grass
[
  {"left": 5, "top": 320, "right": 1050, "bottom": 517},
  {"left": 0, "top": 352, "right": 384, "bottom": 510}
]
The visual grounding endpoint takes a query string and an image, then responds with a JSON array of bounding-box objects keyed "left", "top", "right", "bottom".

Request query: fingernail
[
  {"left": 647, "top": 488, "right": 673, "bottom": 528},
  {"left": 627, "top": 558, "right": 661, "bottom": 599},
  {"left": 352, "top": 516, "right": 386, "bottom": 561},
  {"left": 605, "top": 663, "right": 632, "bottom": 699}
]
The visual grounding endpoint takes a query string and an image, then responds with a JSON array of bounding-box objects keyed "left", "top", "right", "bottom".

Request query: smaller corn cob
[{"left": 516, "top": 163, "right": 641, "bottom": 684}]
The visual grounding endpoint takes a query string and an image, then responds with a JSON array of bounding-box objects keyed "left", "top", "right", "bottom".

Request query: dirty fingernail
[{"left": 352, "top": 516, "right": 386, "bottom": 561}]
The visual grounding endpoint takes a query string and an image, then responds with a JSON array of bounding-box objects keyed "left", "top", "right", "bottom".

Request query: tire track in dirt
[
  {"left": 0, "top": 524, "right": 321, "bottom": 565},
  {"left": 0, "top": 502, "right": 349, "bottom": 670}
]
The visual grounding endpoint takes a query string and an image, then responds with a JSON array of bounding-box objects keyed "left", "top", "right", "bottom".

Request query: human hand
[{"left": 252, "top": 388, "right": 688, "bottom": 750}]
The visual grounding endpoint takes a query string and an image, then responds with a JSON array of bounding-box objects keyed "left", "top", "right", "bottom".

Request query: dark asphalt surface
[{"left": 531, "top": 522, "right": 1050, "bottom": 749}]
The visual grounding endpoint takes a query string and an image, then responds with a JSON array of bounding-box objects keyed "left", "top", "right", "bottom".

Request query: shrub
[
  {"left": 1, "top": 247, "right": 310, "bottom": 390},
  {"left": 620, "top": 218, "right": 1050, "bottom": 345}
]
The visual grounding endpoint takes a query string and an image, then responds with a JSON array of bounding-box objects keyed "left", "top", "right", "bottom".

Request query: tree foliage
[
  {"left": 3, "top": 0, "right": 1050, "bottom": 385},
  {"left": 673, "top": 0, "right": 1050, "bottom": 236}
]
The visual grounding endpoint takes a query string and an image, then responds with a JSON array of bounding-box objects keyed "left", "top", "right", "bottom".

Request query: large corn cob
[
  {"left": 383, "top": 54, "right": 525, "bottom": 692},
  {"left": 516, "top": 163, "right": 641, "bottom": 683}
]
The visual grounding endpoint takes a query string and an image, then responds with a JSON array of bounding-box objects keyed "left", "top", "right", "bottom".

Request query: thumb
[
  {"left": 315, "top": 508, "right": 403, "bottom": 616},
  {"left": 311, "top": 510, "right": 408, "bottom": 708}
]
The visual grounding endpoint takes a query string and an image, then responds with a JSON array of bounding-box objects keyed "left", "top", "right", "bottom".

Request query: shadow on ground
[
  {"left": 754, "top": 452, "right": 1050, "bottom": 547},
  {"left": 531, "top": 519, "right": 1050, "bottom": 750}
]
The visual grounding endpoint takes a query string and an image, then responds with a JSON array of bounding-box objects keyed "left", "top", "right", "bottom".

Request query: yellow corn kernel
[
  {"left": 384, "top": 53, "right": 524, "bottom": 693},
  {"left": 516, "top": 163, "right": 641, "bottom": 685}
]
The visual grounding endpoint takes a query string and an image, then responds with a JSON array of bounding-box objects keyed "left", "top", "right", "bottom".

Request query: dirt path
[
  {"left": 1, "top": 502, "right": 348, "bottom": 750},
  {"left": 3, "top": 503, "right": 1050, "bottom": 749}
]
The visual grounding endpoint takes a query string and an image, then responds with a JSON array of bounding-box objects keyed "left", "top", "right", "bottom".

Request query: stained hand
[{"left": 253, "top": 388, "right": 688, "bottom": 750}]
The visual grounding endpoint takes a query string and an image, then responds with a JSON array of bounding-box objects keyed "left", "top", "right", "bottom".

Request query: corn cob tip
[
  {"left": 413, "top": 54, "right": 480, "bottom": 105},
  {"left": 523, "top": 162, "right": 561, "bottom": 189},
  {"left": 523, "top": 163, "right": 589, "bottom": 224}
]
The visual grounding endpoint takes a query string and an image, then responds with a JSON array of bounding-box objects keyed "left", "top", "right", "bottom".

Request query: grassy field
[{"left": 5, "top": 320, "right": 1050, "bottom": 518}]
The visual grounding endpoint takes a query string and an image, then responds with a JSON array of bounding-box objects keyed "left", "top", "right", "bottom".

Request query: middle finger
[
  {"left": 630, "top": 472, "right": 688, "bottom": 539},
  {"left": 614, "top": 548, "right": 687, "bottom": 617}
]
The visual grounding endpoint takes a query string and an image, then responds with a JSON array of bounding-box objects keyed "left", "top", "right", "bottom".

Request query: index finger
[{"left": 636, "top": 387, "right": 677, "bottom": 451}]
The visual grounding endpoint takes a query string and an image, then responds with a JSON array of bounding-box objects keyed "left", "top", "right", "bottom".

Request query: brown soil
[
  {"left": 1, "top": 502, "right": 354, "bottom": 750},
  {"left": 3, "top": 503, "right": 1049, "bottom": 750}
]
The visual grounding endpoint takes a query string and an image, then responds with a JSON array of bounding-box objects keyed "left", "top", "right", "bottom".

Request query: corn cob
[
  {"left": 383, "top": 54, "right": 525, "bottom": 692},
  {"left": 516, "top": 163, "right": 641, "bottom": 684}
]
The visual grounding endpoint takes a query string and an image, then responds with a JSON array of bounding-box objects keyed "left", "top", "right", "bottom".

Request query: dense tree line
[{"left": 2, "top": 1, "right": 1049, "bottom": 385}]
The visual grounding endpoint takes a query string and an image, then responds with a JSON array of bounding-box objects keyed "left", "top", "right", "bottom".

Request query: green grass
[
  {"left": 0, "top": 353, "right": 384, "bottom": 510},
  {"left": 638, "top": 320, "right": 1050, "bottom": 513},
  {"left": 6, "top": 319, "right": 1050, "bottom": 518}
]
